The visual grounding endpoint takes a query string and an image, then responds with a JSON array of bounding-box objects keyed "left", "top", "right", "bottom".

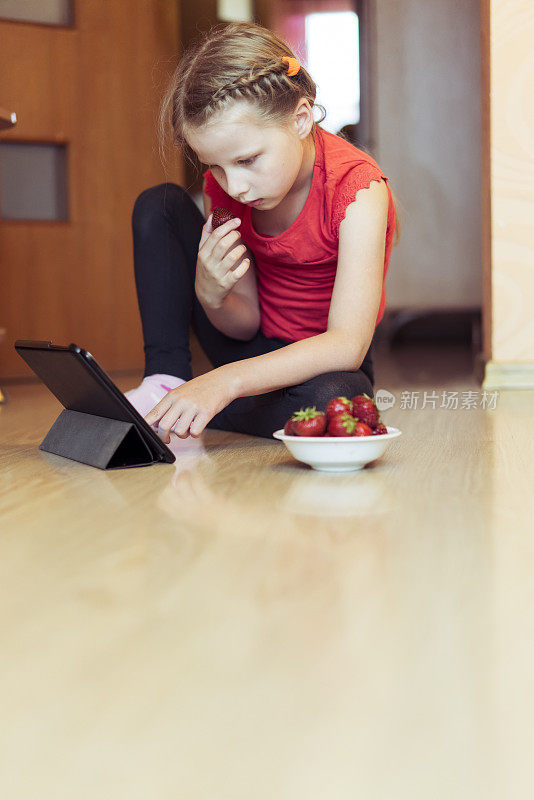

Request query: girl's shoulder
[
  {"left": 317, "top": 127, "right": 390, "bottom": 239},
  {"left": 318, "top": 126, "right": 387, "bottom": 190}
]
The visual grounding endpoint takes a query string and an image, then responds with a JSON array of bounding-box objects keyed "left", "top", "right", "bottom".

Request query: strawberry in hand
[
  {"left": 291, "top": 407, "right": 327, "bottom": 437},
  {"left": 212, "top": 206, "right": 236, "bottom": 229}
]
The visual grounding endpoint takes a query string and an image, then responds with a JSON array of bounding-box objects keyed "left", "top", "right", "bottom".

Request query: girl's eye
[{"left": 208, "top": 157, "right": 257, "bottom": 168}]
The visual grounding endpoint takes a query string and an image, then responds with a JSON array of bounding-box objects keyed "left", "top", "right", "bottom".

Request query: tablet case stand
[{"left": 40, "top": 409, "right": 155, "bottom": 470}]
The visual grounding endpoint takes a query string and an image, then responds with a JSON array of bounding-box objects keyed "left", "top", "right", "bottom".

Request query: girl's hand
[
  {"left": 195, "top": 213, "right": 251, "bottom": 309},
  {"left": 144, "top": 369, "right": 236, "bottom": 442}
]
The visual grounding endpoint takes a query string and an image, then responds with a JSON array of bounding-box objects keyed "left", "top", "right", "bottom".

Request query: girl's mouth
[{"left": 246, "top": 198, "right": 263, "bottom": 207}]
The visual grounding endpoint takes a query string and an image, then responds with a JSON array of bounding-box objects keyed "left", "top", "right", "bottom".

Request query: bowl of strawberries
[{"left": 273, "top": 393, "right": 401, "bottom": 472}]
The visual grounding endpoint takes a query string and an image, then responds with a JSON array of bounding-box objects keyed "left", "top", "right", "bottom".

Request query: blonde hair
[
  {"left": 159, "top": 21, "right": 324, "bottom": 153},
  {"left": 159, "top": 20, "right": 400, "bottom": 245}
]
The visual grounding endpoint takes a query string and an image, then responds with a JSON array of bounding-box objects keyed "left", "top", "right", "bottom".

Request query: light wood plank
[{"left": 0, "top": 342, "right": 533, "bottom": 798}]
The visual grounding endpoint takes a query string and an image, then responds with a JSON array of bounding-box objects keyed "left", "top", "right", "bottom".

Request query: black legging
[{"left": 131, "top": 182, "right": 375, "bottom": 438}]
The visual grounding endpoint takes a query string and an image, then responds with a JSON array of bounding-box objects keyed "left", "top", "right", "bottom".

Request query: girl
[{"left": 125, "top": 21, "right": 399, "bottom": 442}]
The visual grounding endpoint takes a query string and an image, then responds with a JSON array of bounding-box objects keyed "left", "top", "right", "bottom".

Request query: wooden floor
[{"left": 1, "top": 340, "right": 533, "bottom": 799}]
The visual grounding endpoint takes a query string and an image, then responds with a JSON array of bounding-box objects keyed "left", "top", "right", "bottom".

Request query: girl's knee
[
  {"left": 131, "top": 182, "right": 188, "bottom": 234},
  {"left": 287, "top": 370, "right": 374, "bottom": 412}
]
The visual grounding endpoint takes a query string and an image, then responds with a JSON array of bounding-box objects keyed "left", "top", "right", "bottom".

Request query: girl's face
[{"left": 184, "top": 100, "right": 314, "bottom": 210}]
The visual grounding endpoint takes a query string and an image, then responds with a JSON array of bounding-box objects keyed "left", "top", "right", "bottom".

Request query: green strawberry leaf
[{"left": 292, "top": 406, "right": 323, "bottom": 421}]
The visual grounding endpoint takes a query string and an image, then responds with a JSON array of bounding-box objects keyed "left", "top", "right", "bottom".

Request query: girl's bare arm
[
  {"left": 220, "top": 180, "right": 389, "bottom": 399},
  {"left": 198, "top": 180, "right": 260, "bottom": 340}
]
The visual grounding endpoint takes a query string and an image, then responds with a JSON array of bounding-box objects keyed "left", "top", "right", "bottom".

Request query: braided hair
[
  {"left": 159, "top": 21, "right": 326, "bottom": 157},
  {"left": 159, "top": 20, "right": 401, "bottom": 245}
]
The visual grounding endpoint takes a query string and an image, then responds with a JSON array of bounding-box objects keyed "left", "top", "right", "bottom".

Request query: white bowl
[{"left": 272, "top": 426, "right": 402, "bottom": 472}]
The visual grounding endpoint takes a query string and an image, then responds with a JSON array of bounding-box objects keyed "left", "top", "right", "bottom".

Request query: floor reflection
[{"left": 275, "top": 467, "right": 392, "bottom": 518}]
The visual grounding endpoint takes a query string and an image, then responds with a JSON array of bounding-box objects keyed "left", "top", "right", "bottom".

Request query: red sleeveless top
[{"left": 203, "top": 125, "right": 396, "bottom": 343}]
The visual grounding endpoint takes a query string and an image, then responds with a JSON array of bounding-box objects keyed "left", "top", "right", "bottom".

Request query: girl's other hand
[
  {"left": 195, "top": 213, "right": 251, "bottom": 309},
  {"left": 144, "top": 368, "right": 237, "bottom": 442}
]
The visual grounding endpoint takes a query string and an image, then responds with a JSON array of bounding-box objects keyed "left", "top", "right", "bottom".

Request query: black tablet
[{"left": 14, "top": 340, "right": 175, "bottom": 465}]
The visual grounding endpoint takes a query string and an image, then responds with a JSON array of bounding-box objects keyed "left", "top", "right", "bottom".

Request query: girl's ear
[{"left": 293, "top": 99, "right": 314, "bottom": 140}]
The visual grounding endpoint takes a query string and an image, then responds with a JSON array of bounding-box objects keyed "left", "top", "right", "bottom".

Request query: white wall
[{"left": 372, "top": 0, "right": 482, "bottom": 310}]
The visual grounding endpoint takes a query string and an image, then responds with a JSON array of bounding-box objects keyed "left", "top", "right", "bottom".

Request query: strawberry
[
  {"left": 325, "top": 395, "right": 353, "bottom": 420},
  {"left": 354, "top": 420, "right": 373, "bottom": 436},
  {"left": 327, "top": 412, "right": 358, "bottom": 437},
  {"left": 350, "top": 393, "right": 380, "bottom": 428},
  {"left": 291, "top": 406, "right": 327, "bottom": 437},
  {"left": 372, "top": 422, "right": 388, "bottom": 436},
  {"left": 284, "top": 416, "right": 298, "bottom": 435},
  {"left": 212, "top": 206, "right": 236, "bottom": 229}
]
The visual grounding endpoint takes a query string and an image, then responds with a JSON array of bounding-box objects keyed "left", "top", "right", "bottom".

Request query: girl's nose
[{"left": 225, "top": 177, "right": 249, "bottom": 201}]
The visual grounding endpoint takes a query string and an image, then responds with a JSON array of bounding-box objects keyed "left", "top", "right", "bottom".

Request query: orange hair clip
[{"left": 281, "top": 56, "right": 300, "bottom": 77}]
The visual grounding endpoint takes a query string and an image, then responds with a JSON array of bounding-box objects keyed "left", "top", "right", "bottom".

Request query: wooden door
[{"left": 0, "top": 0, "right": 183, "bottom": 380}]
